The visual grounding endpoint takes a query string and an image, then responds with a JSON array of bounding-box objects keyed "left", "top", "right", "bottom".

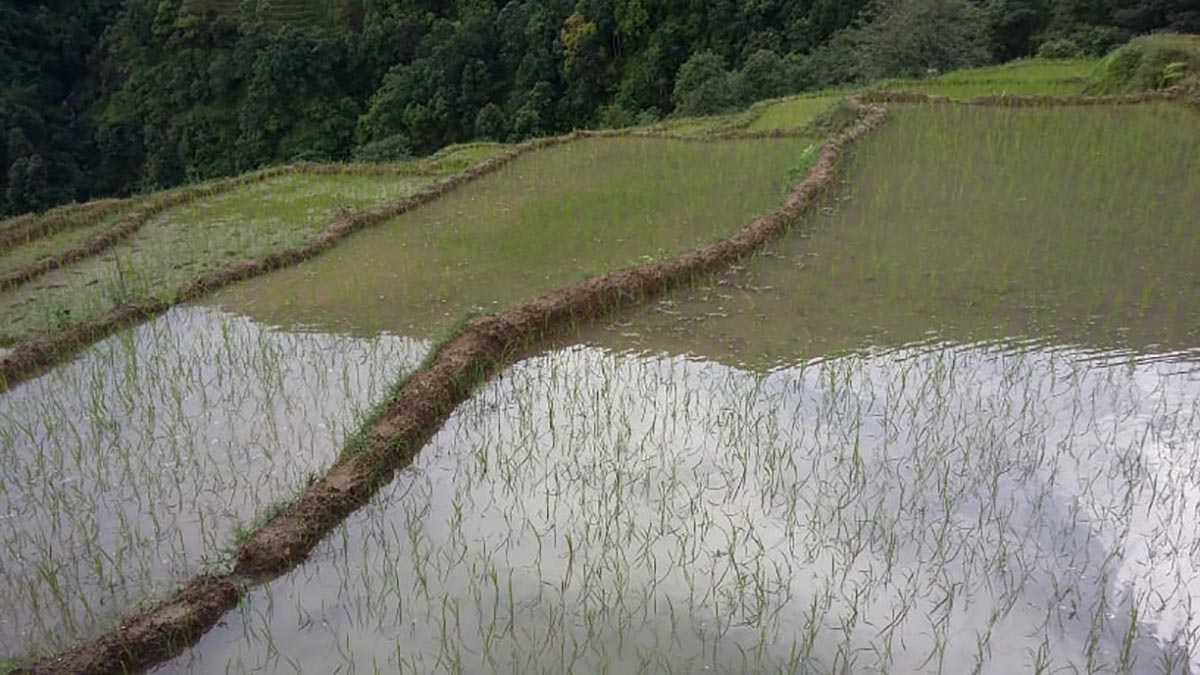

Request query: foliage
[
  {"left": 854, "top": 0, "right": 993, "bottom": 79},
  {"left": 0, "top": 0, "right": 1192, "bottom": 217},
  {"left": 1086, "top": 33, "right": 1200, "bottom": 92}
]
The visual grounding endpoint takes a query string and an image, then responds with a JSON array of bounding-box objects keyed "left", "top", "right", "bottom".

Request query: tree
[
  {"left": 672, "top": 51, "right": 739, "bottom": 116},
  {"left": 987, "top": 0, "right": 1050, "bottom": 61},
  {"left": 474, "top": 103, "right": 507, "bottom": 140},
  {"left": 740, "top": 49, "right": 793, "bottom": 102},
  {"left": 855, "top": 0, "right": 992, "bottom": 79}
]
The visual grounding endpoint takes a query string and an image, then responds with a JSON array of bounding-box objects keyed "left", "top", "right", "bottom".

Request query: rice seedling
[
  {"left": 0, "top": 172, "right": 432, "bottom": 345},
  {"left": 0, "top": 306, "right": 425, "bottom": 659},
  {"left": 747, "top": 96, "right": 842, "bottom": 132},
  {"left": 164, "top": 337, "right": 1200, "bottom": 673},
  {"left": 874, "top": 58, "right": 1100, "bottom": 98},
  {"left": 0, "top": 210, "right": 130, "bottom": 277},
  {"left": 583, "top": 102, "right": 1200, "bottom": 368},
  {"left": 205, "top": 136, "right": 822, "bottom": 339},
  {"left": 159, "top": 101, "right": 1199, "bottom": 673}
]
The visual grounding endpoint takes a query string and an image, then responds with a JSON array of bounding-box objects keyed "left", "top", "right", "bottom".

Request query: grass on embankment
[
  {"left": 0, "top": 172, "right": 435, "bottom": 346},
  {"left": 206, "top": 135, "right": 823, "bottom": 338}
]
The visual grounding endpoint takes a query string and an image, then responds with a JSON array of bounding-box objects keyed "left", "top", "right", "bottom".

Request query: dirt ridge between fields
[
  {"left": 0, "top": 199, "right": 132, "bottom": 253},
  {"left": 0, "top": 136, "right": 575, "bottom": 392},
  {"left": 0, "top": 161, "right": 457, "bottom": 292},
  {"left": 13, "top": 96, "right": 887, "bottom": 675}
]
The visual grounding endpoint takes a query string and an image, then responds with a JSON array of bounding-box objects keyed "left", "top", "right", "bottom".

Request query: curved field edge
[
  {"left": 11, "top": 97, "right": 888, "bottom": 675},
  {"left": 0, "top": 199, "right": 134, "bottom": 254},
  {"left": 0, "top": 143, "right": 556, "bottom": 391},
  {"left": 0, "top": 160, "right": 454, "bottom": 292},
  {"left": 0, "top": 126, "right": 823, "bottom": 391}
]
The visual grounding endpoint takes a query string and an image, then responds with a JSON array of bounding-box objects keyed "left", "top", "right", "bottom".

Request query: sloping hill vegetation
[
  {"left": 1086, "top": 32, "right": 1200, "bottom": 92},
  {"left": 2, "top": 0, "right": 1198, "bottom": 218}
]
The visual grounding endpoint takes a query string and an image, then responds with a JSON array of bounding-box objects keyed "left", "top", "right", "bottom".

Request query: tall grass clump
[{"left": 1087, "top": 34, "right": 1200, "bottom": 93}]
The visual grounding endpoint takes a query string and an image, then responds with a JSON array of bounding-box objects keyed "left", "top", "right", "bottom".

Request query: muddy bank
[
  {"left": 13, "top": 98, "right": 886, "bottom": 674},
  {"left": 0, "top": 136, "right": 573, "bottom": 392},
  {"left": 17, "top": 576, "right": 239, "bottom": 674}
]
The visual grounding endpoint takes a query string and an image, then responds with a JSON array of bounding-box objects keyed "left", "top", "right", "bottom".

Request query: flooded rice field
[
  {"left": 162, "top": 102, "right": 1200, "bottom": 673},
  {"left": 206, "top": 136, "right": 822, "bottom": 339},
  {"left": 164, "top": 339, "right": 1200, "bottom": 674},
  {"left": 5, "top": 101, "right": 1199, "bottom": 669},
  {"left": 0, "top": 307, "right": 422, "bottom": 656}
]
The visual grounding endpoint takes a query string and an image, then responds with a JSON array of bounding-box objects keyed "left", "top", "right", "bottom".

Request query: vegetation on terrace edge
[
  {"left": 3, "top": 0, "right": 1198, "bottom": 217},
  {"left": 1086, "top": 32, "right": 1200, "bottom": 92}
]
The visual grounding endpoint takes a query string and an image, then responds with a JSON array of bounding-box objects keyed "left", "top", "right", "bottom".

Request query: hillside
[{"left": 3, "top": 0, "right": 1199, "bottom": 219}]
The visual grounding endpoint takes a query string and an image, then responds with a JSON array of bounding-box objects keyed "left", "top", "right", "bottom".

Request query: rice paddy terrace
[{"left": 1, "top": 58, "right": 1198, "bottom": 674}]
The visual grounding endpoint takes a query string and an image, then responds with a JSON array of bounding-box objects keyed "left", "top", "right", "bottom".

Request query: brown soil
[
  {"left": 12, "top": 576, "right": 239, "bottom": 675},
  {"left": 13, "top": 97, "right": 887, "bottom": 674}
]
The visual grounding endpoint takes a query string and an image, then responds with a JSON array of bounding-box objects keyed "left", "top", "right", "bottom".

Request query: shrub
[
  {"left": 474, "top": 104, "right": 507, "bottom": 141},
  {"left": 739, "top": 49, "right": 793, "bottom": 102},
  {"left": 1037, "top": 38, "right": 1082, "bottom": 59},
  {"left": 854, "top": 0, "right": 992, "bottom": 80},
  {"left": 672, "top": 51, "right": 740, "bottom": 116},
  {"left": 351, "top": 133, "right": 413, "bottom": 162},
  {"left": 1086, "top": 33, "right": 1200, "bottom": 93}
]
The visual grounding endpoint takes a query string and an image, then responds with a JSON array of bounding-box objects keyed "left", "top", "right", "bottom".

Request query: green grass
[
  {"left": 747, "top": 95, "right": 842, "bottom": 131},
  {"left": 423, "top": 142, "right": 509, "bottom": 173},
  {"left": 635, "top": 109, "right": 757, "bottom": 136},
  {"left": 875, "top": 57, "right": 1099, "bottom": 98},
  {"left": 206, "top": 135, "right": 823, "bottom": 338},
  {"left": 0, "top": 211, "right": 130, "bottom": 276},
  {"left": 0, "top": 172, "right": 433, "bottom": 344},
  {"left": 580, "top": 102, "right": 1200, "bottom": 367}
]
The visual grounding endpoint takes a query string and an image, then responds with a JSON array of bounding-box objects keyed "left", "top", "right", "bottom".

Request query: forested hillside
[{"left": 2, "top": 0, "right": 1196, "bottom": 216}]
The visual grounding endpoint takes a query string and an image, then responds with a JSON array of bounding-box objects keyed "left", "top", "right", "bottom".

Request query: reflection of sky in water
[
  {"left": 165, "top": 339, "right": 1200, "bottom": 674},
  {"left": 0, "top": 306, "right": 426, "bottom": 655}
]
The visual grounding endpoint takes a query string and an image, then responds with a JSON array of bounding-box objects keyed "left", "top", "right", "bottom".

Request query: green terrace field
[
  {"left": 209, "top": 136, "right": 824, "bottom": 338},
  {"left": 0, "top": 131, "right": 825, "bottom": 661},
  {"left": 163, "top": 94, "right": 1200, "bottom": 675},
  {"left": 2, "top": 55, "right": 1199, "bottom": 673},
  {"left": 871, "top": 58, "right": 1099, "bottom": 97}
]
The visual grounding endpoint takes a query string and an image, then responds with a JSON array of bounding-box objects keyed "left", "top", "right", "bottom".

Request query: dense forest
[{"left": 1, "top": 0, "right": 1196, "bottom": 216}]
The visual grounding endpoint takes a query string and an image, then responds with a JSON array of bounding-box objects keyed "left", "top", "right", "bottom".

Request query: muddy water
[
  {"left": 205, "top": 136, "right": 821, "bottom": 339},
  {"left": 0, "top": 306, "right": 424, "bottom": 656}
]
